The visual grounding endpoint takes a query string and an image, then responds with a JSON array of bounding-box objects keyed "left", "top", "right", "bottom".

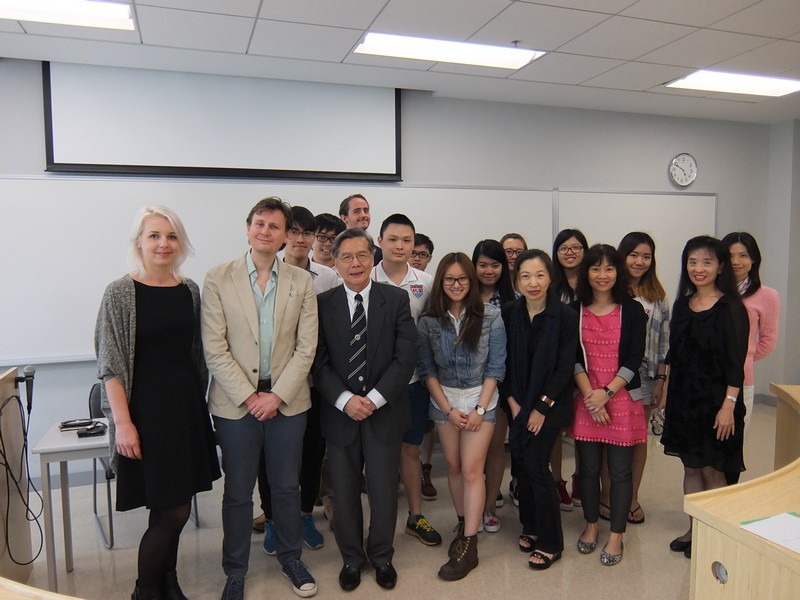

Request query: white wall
[{"left": 1, "top": 59, "right": 795, "bottom": 479}]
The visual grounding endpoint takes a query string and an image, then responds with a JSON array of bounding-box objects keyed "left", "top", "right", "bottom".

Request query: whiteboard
[
  {"left": 0, "top": 176, "right": 551, "bottom": 363},
  {"left": 557, "top": 190, "right": 717, "bottom": 302}
]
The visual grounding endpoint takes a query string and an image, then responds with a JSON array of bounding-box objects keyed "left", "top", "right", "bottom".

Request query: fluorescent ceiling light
[
  {"left": 355, "top": 32, "right": 542, "bottom": 70},
  {"left": 0, "top": 0, "right": 134, "bottom": 30},
  {"left": 666, "top": 69, "right": 800, "bottom": 97}
]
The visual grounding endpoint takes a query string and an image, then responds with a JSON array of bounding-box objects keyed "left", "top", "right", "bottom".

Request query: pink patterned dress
[{"left": 572, "top": 305, "right": 647, "bottom": 446}]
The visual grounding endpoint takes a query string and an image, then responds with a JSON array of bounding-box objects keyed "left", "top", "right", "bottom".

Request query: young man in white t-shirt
[{"left": 372, "top": 214, "right": 442, "bottom": 547}]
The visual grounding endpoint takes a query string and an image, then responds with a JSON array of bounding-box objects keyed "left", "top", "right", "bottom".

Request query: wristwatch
[
  {"left": 603, "top": 386, "right": 615, "bottom": 398},
  {"left": 540, "top": 395, "right": 555, "bottom": 408},
  {"left": 475, "top": 405, "right": 486, "bottom": 416}
]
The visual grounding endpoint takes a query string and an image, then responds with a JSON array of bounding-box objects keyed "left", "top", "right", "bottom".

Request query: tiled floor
[{"left": 26, "top": 403, "right": 776, "bottom": 599}]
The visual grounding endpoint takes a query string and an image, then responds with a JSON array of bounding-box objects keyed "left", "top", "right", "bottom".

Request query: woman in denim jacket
[{"left": 417, "top": 252, "right": 506, "bottom": 582}]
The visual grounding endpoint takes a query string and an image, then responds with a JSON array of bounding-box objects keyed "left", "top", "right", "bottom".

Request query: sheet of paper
[{"left": 741, "top": 512, "right": 800, "bottom": 554}]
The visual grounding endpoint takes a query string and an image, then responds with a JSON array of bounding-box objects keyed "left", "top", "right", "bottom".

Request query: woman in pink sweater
[{"left": 721, "top": 232, "right": 781, "bottom": 485}]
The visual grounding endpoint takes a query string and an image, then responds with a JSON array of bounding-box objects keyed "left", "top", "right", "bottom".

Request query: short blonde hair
[{"left": 128, "top": 206, "right": 194, "bottom": 279}]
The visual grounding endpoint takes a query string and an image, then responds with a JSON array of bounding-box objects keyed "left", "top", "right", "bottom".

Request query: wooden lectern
[{"left": 684, "top": 384, "right": 800, "bottom": 599}]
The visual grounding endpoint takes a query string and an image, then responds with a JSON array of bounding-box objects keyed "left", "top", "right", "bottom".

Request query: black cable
[{"left": 0, "top": 393, "right": 44, "bottom": 566}]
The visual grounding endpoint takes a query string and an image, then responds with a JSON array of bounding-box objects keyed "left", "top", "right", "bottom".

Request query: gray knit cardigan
[{"left": 94, "top": 275, "right": 208, "bottom": 472}]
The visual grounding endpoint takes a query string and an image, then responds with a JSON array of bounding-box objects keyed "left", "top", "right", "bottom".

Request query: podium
[
  {"left": 0, "top": 368, "right": 33, "bottom": 583},
  {"left": 684, "top": 384, "right": 800, "bottom": 599}
]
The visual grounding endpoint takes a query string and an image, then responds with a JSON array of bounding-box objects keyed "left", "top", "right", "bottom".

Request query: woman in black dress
[
  {"left": 95, "top": 206, "right": 220, "bottom": 600},
  {"left": 658, "top": 235, "right": 748, "bottom": 559}
]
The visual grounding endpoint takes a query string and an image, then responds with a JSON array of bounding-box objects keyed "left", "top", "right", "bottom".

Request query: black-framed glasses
[
  {"left": 650, "top": 409, "right": 664, "bottom": 435},
  {"left": 290, "top": 228, "right": 315, "bottom": 239},
  {"left": 504, "top": 248, "right": 524, "bottom": 257},
  {"left": 557, "top": 244, "right": 584, "bottom": 255},
  {"left": 315, "top": 234, "right": 336, "bottom": 245},
  {"left": 443, "top": 276, "right": 469, "bottom": 286},
  {"left": 411, "top": 250, "right": 431, "bottom": 259}
]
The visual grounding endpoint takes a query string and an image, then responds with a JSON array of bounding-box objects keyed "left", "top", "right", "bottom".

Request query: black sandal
[
  {"left": 518, "top": 534, "right": 537, "bottom": 552},
  {"left": 528, "top": 550, "right": 562, "bottom": 570},
  {"left": 598, "top": 502, "right": 611, "bottom": 521},
  {"left": 627, "top": 504, "right": 645, "bottom": 525}
]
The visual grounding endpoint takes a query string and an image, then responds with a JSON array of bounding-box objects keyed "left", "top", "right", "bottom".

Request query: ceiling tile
[
  {"left": 470, "top": 2, "right": 610, "bottom": 51},
  {"left": 19, "top": 22, "right": 140, "bottom": 42},
  {"left": 0, "top": 20, "right": 24, "bottom": 33},
  {"left": 135, "top": 0, "right": 260, "bottom": 17},
  {"left": 511, "top": 52, "right": 623, "bottom": 84},
  {"left": 582, "top": 61, "right": 690, "bottom": 90},
  {"left": 136, "top": 6, "right": 253, "bottom": 52},
  {"left": 712, "top": 40, "right": 800, "bottom": 75},
  {"left": 711, "top": 0, "right": 800, "bottom": 38},
  {"left": 558, "top": 16, "right": 696, "bottom": 60},
  {"left": 250, "top": 20, "right": 361, "bottom": 62},
  {"left": 371, "top": 0, "right": 512, "bottom": 39},
  {"left": 638, "top": 29, "right": 770, "bottom": 69},
  {"left": 258, "top": 0, "right": 386, "bottom": 29},
  {"left": 343, "top": 52, "right": 436, "bottom": 71},
  {"left": 518, "top": 0, "right": 634, "bottom": 12},
  {"left": 620, "top": 0, "right": 759, "bottom": 27},
  {"left": 428, "top": 62, "right": 517, "bottom": 78}
]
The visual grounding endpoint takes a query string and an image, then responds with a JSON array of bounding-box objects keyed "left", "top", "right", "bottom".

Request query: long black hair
[
  {"left": 676, "top": 235, "right": 740, "bottom": 302},
  {"left": 618, "top": 231, "right": 666, "bottom": 303},
  {"left": 575, "top": 244, "right": 630, "bottom": 306},
  {"left": 471, "top": 239, "right": 515, "bottom": 304},
  {"left": 721, "top": 232, "right": 762, "bottom": 298},
  {"left": 552, "top": 228, "right": 588, "bottom": 302}
]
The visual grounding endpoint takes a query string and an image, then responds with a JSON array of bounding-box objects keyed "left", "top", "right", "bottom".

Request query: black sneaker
[
  {"left": 282, "top": 559, "right": 317, "bottom": 598},
  {"left": 405, "top": 514, "right": 442, "bottom": 546},
  {"left": 220, "top": 575, "right": 244, "bottom": 600}
]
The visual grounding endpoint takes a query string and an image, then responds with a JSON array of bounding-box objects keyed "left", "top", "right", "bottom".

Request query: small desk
[{"left": 32, "top": 420, "right": 109, "bottom": 593}]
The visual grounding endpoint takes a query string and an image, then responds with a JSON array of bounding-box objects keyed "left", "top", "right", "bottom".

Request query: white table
[{"left": 32, "top": 419, "right": 109, "bottom": 593}]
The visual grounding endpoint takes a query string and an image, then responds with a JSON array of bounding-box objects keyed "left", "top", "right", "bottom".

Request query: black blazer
[{"left": 313, "top": 282, "right": 417, "bottom": 446}]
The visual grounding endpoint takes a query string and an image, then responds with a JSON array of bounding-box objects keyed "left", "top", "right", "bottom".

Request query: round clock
[{"left": 669, "top": 153, "right": 698, "bottom": 187}]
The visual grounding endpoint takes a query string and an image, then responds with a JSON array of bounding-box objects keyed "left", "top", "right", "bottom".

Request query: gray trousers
[{"left": 214, "top": 411, "right": 306, "bottom": 575}]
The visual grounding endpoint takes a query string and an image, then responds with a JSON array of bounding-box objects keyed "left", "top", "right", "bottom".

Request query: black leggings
[
  {"left": 576, "top": 441, "right": 634, "bottom": 534},
  {"left": 137, "top": 503, "right": 191, "bottom": 587}
]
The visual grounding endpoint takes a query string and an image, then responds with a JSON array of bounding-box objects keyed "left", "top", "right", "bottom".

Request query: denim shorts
[{"left": 429, "top": 384, "right": 498, "bottom": 425}]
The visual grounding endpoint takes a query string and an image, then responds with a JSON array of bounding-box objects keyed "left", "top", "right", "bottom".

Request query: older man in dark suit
[{"left": 313, "top": 228, "right": 417, "bottom": 592}]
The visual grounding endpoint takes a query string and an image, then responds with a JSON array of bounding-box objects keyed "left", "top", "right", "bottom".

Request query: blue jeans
[{"left": 214, "top": 411, "right": 306, "bottom": 575}]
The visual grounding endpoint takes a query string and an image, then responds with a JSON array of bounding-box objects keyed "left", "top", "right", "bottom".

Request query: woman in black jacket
[{"left": 501, "top": 250, "right": 578, "bottom": 570}]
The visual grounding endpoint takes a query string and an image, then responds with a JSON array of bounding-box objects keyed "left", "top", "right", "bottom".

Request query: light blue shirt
[{"left": 247, "top": 251, "right": 278, "bottom": 380}]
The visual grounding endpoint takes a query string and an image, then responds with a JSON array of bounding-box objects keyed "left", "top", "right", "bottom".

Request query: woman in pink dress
[{"left": 571, "top": 244, "right": 647, "bottom": 566}]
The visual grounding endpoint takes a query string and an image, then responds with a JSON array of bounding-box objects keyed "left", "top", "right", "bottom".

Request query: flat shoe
[
  {"left": 600, "top": 543, "right": 623, "bottom": 566},
  {"left": 577, "top": 537, "right": 597, "bottom": 554},
  {"left": 627, "top": 504, "right": 645, "bottom": 525},
  {"left": 528, "top": 550, "right": 562, "bottom": 570},
  {"left": 669, "top": 537, "right": 691, "bottom": 552},
  {"left": 598, "top": 502, "right": 611, "bottom": 521},
  {"left": 518, "top": 534, "right": 537, "bottom": 552}
]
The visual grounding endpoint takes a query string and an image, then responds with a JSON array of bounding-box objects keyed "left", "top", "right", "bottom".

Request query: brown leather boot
[
  {"left": 447, "top": 517, "right": 465, "bottom": 557},
  {"left": 438, "top": 534, "right": 478, "bottom": 581}
]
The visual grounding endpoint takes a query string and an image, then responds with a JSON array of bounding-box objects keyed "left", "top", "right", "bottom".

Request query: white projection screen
[{"left": 43, "top": 63, "right": 400, "bottom": 181}]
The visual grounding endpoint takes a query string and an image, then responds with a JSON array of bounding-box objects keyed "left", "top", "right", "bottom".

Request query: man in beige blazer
[{"left": 202, "top": 197, "right": 318, "bottom": 600}]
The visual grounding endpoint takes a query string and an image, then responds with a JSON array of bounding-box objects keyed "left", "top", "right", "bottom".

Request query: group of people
[{"left": 94, "top": 192, "right": 780, "bottom": 600}]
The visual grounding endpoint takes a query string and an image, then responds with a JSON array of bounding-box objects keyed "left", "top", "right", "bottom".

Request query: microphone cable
[{"left": 0, "top": 392, "right": 44, "bottom": 566}]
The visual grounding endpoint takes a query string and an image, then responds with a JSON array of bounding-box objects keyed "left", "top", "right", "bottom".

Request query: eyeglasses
[
  {"left": 411, "top": 250, "right": 431, "bottom": 259},
  {"left": 315, "top": 234, "right": 336, "bottom": 245},
  {"left": 649, "top": 408, "right": 664, "bottom": 435},
  {"left": 557, "top": 245, "right": 584, "bottom": 255},
  {"left": 290, "top": 228, "right": 315, "bottom": 239},
  {"left": 443, "top": 276, "right": 470, "bottom": 287},
  {"left": 504, "top": 248, "right": 524, "bottom": 258},
  {"left": 337, "top": 252, "right": 372, "bottom": 264}
]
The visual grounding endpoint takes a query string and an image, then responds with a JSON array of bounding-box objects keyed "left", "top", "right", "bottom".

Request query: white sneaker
[{"left": 482, "top": 511, "right": 501, "bottom": 533}]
